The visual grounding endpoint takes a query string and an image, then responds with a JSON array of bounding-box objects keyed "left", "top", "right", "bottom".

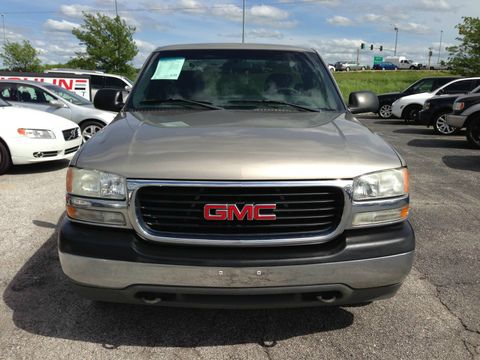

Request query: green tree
[
  {"left": 71, "top": 13, "right": 138, "bottom": 78},
  {"left": 447, "top": 17, "right": 480, "bottom": 75},
  {"left": 0, "top": 40, "right": 42, "bottom": 72}
]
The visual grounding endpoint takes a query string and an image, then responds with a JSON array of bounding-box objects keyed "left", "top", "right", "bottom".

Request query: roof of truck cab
[{"left": 154, "top": 43, "right": 315, "bottom": 53}]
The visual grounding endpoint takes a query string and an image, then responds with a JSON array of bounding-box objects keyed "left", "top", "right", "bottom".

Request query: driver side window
[{"left": 17, "top": 85, "right": 55, "bottom": 104}]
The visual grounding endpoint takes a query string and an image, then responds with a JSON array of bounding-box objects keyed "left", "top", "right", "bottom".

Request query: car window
[
  {"left": 105, "top": 77, "right": 127, "bottom": 88},
  {"left": 129, "top": 49, "right": 344, "bottom": 112},
  {"left": 17, "top": 85, "right": 55, "bottom": 104},
  {"left": 91, "top": 75, "right": 105, "bottom": 89},
  {"left": 0, "top": 83, "right": 18, "bottom": 102},
  {"left": 45, "top": 84, "right": 91, "bottom": 105},
  {"left": 442, "top": 80, "right": 477, "bottom": 94},
  {"left": 410, "top": 79, "right": 435, "bottom": 93}
]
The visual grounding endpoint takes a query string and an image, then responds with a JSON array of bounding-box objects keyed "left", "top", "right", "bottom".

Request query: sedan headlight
[
  {"left": 66, "top": 168, "right": 126, "bottom": 199},
  {"left": 18, "top": 128, "right": 55, "bottom": 139},
  {"left": 353, "top": 168, "right": 408, "bottom": 201},
  {"left": 423, "top": 101, "right": 430, "bottom": 110}
]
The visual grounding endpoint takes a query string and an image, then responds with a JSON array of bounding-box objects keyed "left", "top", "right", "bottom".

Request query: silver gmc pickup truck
[{"left": 59, "top": 43, "right": 414, "bottom": 308}]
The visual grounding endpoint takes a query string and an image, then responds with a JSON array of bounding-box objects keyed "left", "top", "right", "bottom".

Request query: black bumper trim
[{"left": 58, "top": 218, "right": 415, "bottom": 267}]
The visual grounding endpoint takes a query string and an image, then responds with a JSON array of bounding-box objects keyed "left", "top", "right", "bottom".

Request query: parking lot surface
[{"left": 0, "top": 116, "right": 479, "bottom": 360}]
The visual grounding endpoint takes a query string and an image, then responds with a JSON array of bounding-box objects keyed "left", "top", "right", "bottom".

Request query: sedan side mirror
[
  {"left": 49, "top": 99, "right": 65, "bottom": 108},
  {"left": 348, "top": 91, "right": 379, "bottom": 114},
  {"left": 94, "top": 88, "right": 125, "bottom": 112}
]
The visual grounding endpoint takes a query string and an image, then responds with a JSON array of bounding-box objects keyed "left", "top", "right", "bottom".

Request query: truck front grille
[{"left": 136, "top": 185, "right": 344, "bottom": 238}]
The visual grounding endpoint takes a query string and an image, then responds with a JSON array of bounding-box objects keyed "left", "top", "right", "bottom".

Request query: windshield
[
  {"left": 128, "top": 49, "right": 343, "bottom": 112},
  {"left": 45, "top": 85, "right": 91, "bottom": 105},
  {"left": 0, "top": 98, "right": 10, "bottom": 107}
]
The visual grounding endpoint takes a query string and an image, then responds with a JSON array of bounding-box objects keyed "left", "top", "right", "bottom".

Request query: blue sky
[{"left": 1, "top": 0, "right": 479, "bottom": 67}]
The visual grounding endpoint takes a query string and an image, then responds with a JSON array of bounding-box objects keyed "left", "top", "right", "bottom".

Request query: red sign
[{"left": 204, "top": 204, "right": 277, "bottom": 221}]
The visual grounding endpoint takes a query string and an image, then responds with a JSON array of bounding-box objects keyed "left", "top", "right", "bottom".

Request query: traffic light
[
  {"left": 370, "top": 44, "right": 374, "bottom": 50},
  {"left": 379, "top": 45, "right": 383, "bottom": 51},
  {"left": 361, "top": 43, "right": 365, "bottom": 49}
]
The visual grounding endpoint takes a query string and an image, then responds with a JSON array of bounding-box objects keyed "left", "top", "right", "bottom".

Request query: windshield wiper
[
  {"left": 228, "top": 99, "right": 320, "bottom": 112},
  {"left": 139, "top": 98, "right": 223, "bottom": 110}
]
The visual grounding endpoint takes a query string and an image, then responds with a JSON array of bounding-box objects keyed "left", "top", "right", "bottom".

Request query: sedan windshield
[
  {"left": 129, "top": 49, "right": 343, "bottom": 112},
  {"left": 45, "top": 85, "right": 91, "bottom": 106}
]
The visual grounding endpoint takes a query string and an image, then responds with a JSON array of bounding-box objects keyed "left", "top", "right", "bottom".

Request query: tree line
[{"left": 1, "top": 15, "right": 479, "bottom": 77}]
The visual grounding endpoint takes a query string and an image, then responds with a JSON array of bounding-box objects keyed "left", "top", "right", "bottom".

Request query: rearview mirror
[
  {"left": 348, "top": 91, "right": 379, "bottom": 114},
  {"left": 49, "top": 99, "right": 65, "bottom": 108},
  {"left": 94, "top": 88, "right": 125, "bottom": 112}
]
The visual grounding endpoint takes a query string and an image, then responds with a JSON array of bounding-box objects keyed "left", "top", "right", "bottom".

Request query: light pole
[
  {"left": 437, "top": 30, "right": 443, "bottom": 64},
  {"left": 114, "top": 0, "right": 118, "bottom": 17},
  {"left": 242, "top": 0, "right": 246, "bottom": 43},
  {"left": 1, "top": 14, "right": 6, "bottom": 45},
  {"left": 394, "top": 27, "right": 398, "bottom": 56}
]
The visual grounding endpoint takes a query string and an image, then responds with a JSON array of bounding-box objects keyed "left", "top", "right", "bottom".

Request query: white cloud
[
  {"left": 362, "top": 13, "right": 382, "bottom": 22},
  {"left": 415, "top": 0, "right": 452, "bottom": 11},
  {"left": 60, "top": 4, "right": 92, "bottom": 18},
  {"left": 327, "top": 15, "right": 353, "bottom": 26},
  {"left": 44, "top": 19, "right": 80, "bottom": 32},
  {"left": 250, "top": 5, "right": 289, "bottom": 20},
  {"left": 248, "top": 29, "right": 284, "bottom": 39},
  {"left": 400, "top": 22, "right": 431, "bottom": 34},
  {"left": 178, "top": 0, "right": 205, "bottom": 14}
]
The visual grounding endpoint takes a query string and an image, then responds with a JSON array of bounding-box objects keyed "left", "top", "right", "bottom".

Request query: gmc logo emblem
[{"left": 204, "top": 204, "right": 277, "bottom": 221}]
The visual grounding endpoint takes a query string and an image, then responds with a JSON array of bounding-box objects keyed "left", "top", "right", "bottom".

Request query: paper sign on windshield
[{"left": 151, "top": 57, "right": 186, "bottom": 80}]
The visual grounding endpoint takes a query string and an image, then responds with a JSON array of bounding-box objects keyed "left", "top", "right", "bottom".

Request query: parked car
[
  {"left": 376, "top": 76, "right": 460, "bottom": 119},
  {"left": 59, "top": 43, "right": 414, "bottom": 308},
  {"left": 384, "top": 56, "right": 421, "bottom": 70},
  {"left": 0, "top": 98, "right": 82, "bottom": 174},
  {"left": 0, "top": 80, "right": 116, "bottom": 141},
  {"left": 418, "top": 85, "right": 480, "bottom": 135},
  {"left": 391, "top": 77, "right": 480, "bottom": 122},
  {"left": 46, "top": 68, "right": 133, "bottom": 100},
  {"left": 373, "top": 62, "right": 397, "bottom": 71},
  {"left": 334, "top": 61, "right": 366, "bottom": 71},
  {"left": 447, "top": 93, "right": 480, "bottom": 148}
]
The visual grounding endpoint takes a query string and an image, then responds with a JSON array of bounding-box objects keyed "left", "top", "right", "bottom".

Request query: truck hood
[{"left": 74, "top": 110, "right": 402, "bottom": 180}]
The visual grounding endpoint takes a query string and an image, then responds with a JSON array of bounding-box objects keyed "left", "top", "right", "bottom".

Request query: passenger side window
[
  {"left": 17, "top": 86, "right": 55, "bottom": 104},
  {"left": 91, "top": 75, "right": 105, "bottom": 90},
  {"left": 412, "top": 79, "right": 435, "bottom": 93},
  {"left": 0, "top": 83, "right": 18, "bottom": 101},
  {"left": 442, "top": 80, "right": 476, "bottom": 94},
  {"left": 105, "top": 77, "right": 127, "bottom": 88}
]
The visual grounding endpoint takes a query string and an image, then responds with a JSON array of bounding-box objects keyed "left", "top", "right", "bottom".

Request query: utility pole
[
  {"left": 428, "top": 47, "right": 433, "bottom": 69},
  {"left": 394, "top": 27, "right": 398, "bottom": 56},
  {"left": 437, "top": 30, "right": 443, "bottom": 64},
  {"left": 242, "top": 0, "right": 246, "bottom": 43},
  {"left": 114, "top": 0, "right": 118, "bottom": 17},
  {"left": 1, "top": 14, "right": 6, "bottom": 45},
  {"left": 356, "top": 48, "right": 359, "bottom": 65}
]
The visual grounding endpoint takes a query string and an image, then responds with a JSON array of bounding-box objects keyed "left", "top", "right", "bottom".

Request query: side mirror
[
  {"left": 49, "top": 99, "right": 65, "bottom": 108},
  {"left": 94, "top": 88, "right": 125, "bottom": 112},
  {"left": 348, "top": 91, "right": 379, "bottom": 114}
]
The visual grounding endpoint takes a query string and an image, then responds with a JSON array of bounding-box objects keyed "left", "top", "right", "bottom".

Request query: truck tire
[
  {"left": 402, "top": 105, "right": 422, "bottom": 123},
  {"left": 361, "top": 66, "right": 366, "bottom": 71},
  {"left": 433, "top": 112, "right": 457, "bottom": 135},
  {"left": 0, "top": 141, "right": 12, "bottom": 175},
  {"left": 409, "top": 66, "right": 416, "bottom": 70},
  {"left": 345, "top": 67, "right": 351, "bottom": 71},
  {"left": 378, "top": 104, "right": 393, "bottom": 119},
  {"left": 466, "top": 120, "right": 480, "bottom": 148},
  {"left": 80, "top": 120, "right": 105, "bottom": 141}
]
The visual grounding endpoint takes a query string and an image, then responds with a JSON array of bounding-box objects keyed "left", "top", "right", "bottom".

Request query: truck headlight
[
  {"left": 66, "top": 167, "right": 126, "bottom": 200},
  {"left": 353, "top": 168, "right": 408, "bottom": 201},
  {"left": 18, "top": 128, "right": 55, "bottom": 139},
  {"left": 453, "top": 102, "right": 465, "bottom": 111}
]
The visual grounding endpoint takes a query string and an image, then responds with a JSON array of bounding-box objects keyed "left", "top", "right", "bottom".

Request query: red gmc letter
[
  {"left": 254, "top": 204, "right": 277, "bottom": 220},
  {"left": 228, "top": 204, "right": 254, "bottom": 221},
  {"left": 204, "top": 204, "right": 228, "bottom": 220}
]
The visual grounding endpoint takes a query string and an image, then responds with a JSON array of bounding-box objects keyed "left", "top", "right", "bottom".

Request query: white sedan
[{"left": 0, "top": 98, "right": 83, "bottom": 174}]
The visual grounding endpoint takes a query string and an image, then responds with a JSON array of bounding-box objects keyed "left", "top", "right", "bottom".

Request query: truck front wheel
[
  {"left": 433, "top": 112, "right": 457, "bottom": 135},
  {"left": 466, "top": 120, "right": 480, "bottom": 148}
]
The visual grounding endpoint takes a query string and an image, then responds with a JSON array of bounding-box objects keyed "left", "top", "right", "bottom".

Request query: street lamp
[
  {"left": 242, "top": 0, "right": 246, "bottom": 43},
  {"left": 1, "top": 14, "right": 6, "bottom": 45},
  {"left": 394, "top": 27, "right": 398, "bottom": 56},
  {"left": 437, "top": 30, "right": 443, "bottom": 64}
]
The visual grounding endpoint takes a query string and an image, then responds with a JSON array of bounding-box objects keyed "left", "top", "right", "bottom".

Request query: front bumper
[
  {"left": 417, "top": 109, "right": 432, "bottom": 126},
  {"left": 446, "top": 114, "right": 467, "bottom": 129},
  {"left": 59, "top": 218, "right": 415, "bottom": 308},
  {"left": 391, "top": 102, "right": 403, "bottom": 118}
]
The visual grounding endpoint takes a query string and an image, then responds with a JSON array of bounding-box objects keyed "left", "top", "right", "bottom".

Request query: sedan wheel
[
  {"left": 81, "top": 121, "right": 104, "bottom": 141},
  {"left": 434, "top": 114, "right": 456, "bottom": 135},
  {"left": 466, "top": 121, "right": 480, "bottom": 148},
  {"left": 0, "top": 141, "right": 12, "bottom": 175},
  {"left": 379, "top": 104, "right": 393, "bottom": 119}
]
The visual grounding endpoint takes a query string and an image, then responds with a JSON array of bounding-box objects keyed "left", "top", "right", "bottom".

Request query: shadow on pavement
[
  {"left": 3, "top": 222, "right": 354, "bottom": 348},
  {"left": 7, "top": 160, "right": 69, "bottom": 175},
  {"left": 373, "top": 120, "right": 404, "bottom": 125},
  {"left": 393, "top": 128, "right": 437, "bottom": 135},
  {"left": 442, "top": 155, "right": 480, "bottom": 172},
  {"left": 407, "top": 138, "right": 472, "bottom": 149}
]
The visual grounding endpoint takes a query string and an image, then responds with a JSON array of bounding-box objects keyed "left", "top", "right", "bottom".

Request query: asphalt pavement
[{"left": 0, "top": 116, "right": 479, "bottom": 359}]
